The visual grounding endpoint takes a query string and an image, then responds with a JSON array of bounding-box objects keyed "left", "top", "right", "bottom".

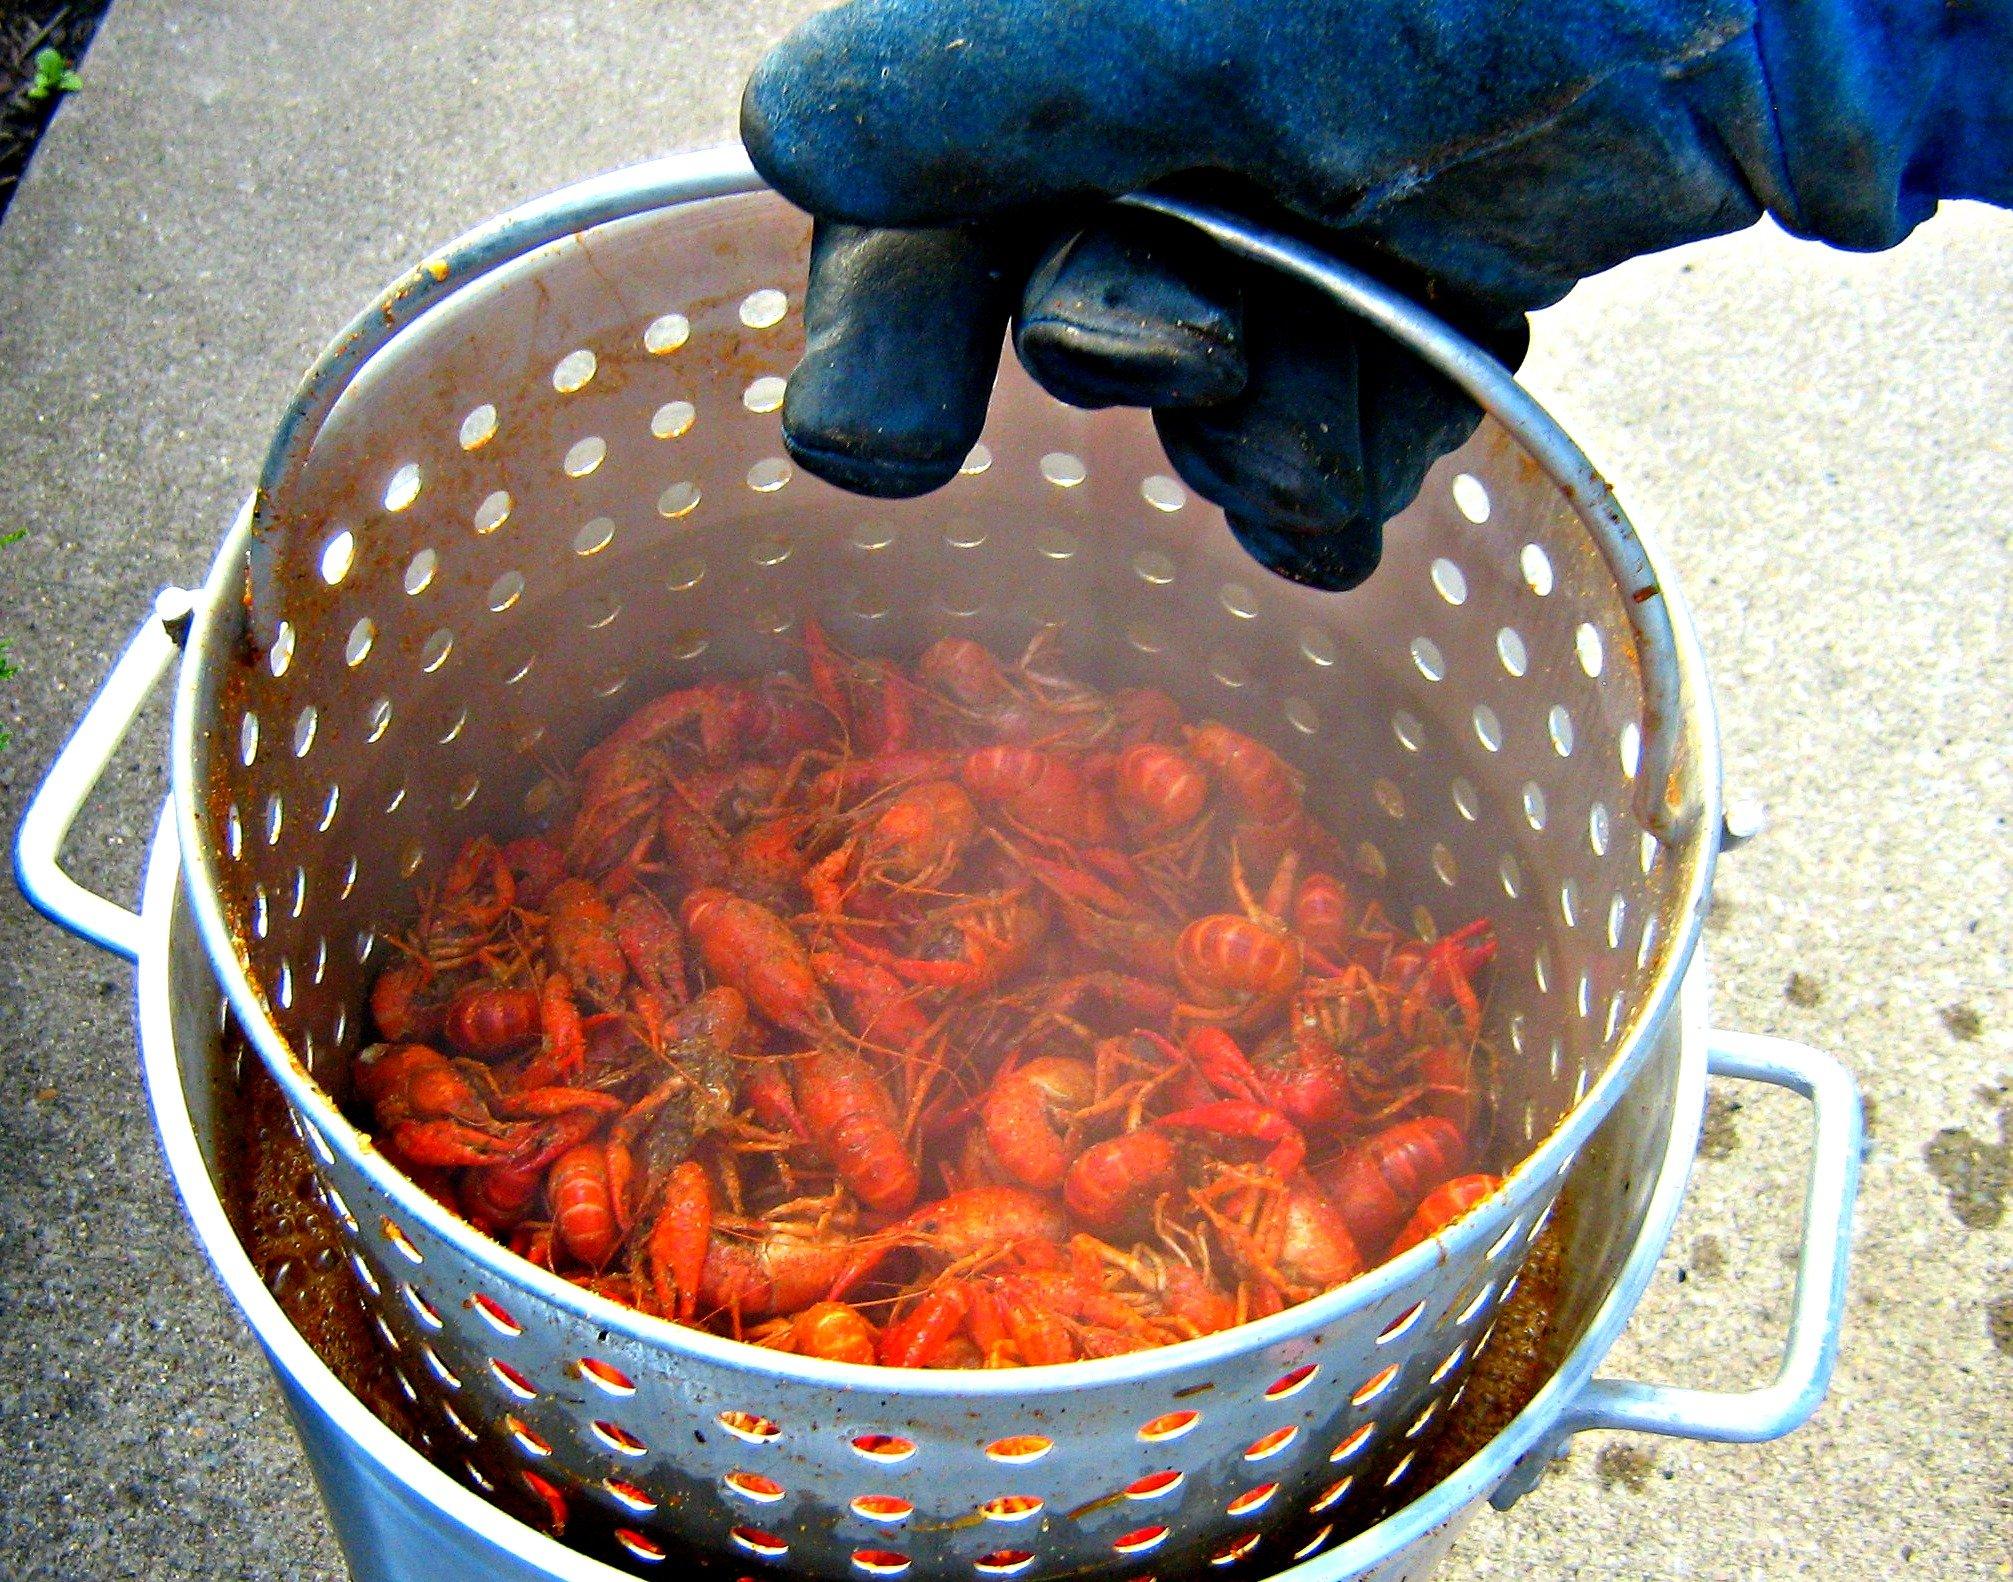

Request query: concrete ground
[{"left": 0, "top": 2, "right": 2005, "bottom": 1577}]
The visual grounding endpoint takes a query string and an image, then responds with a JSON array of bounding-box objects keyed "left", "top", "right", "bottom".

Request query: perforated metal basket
[{"left": 28, "top": 145, "right": 1728, "bottom": 1580}]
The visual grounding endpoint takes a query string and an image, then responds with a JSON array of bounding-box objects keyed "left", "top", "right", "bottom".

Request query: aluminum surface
[{"left": 135, "top": 147, "right": 1723, "bottom": 1576}]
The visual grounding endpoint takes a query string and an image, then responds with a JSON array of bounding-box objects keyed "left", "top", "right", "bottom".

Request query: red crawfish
[
  {"left": 1389, "top": 1173, "right": 1502, "bottom": 1256},
  {"left": 1313, "top": 1116, "right": 1469, "bottom": 1256}
]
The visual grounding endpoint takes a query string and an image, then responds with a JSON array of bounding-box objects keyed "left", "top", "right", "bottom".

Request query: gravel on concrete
[{"left": 0, "top": 2, "right": 2005, "bottom": 1578}]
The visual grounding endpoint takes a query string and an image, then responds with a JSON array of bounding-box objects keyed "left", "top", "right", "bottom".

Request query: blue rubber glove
[{"left": 742, "top": 0, "right": 2010, "bottom": 589}]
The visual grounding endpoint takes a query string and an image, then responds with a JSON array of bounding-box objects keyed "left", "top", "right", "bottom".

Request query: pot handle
[
  {"left": 13, "top": 588, "right": 194, "bottom": 962},
  {"left": 1492, "top": 1031, "right": 1862, "bottom": 1507}
]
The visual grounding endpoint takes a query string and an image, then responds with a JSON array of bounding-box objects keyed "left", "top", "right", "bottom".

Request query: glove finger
[
  {"left": 743, "top": 0, "right": 1240, "bottom": 227},
  {"left": 1155, "top": 277, "right": 1518, "bottom": 591},
  {"left": 781, "top": 221, "right": 1023, "bottom": 498},
  {"left": 1013, "top": 210, "right": 1247, "bottom": 411}
]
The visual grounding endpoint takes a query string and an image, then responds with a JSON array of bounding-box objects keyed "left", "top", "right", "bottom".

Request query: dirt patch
[
  {"left": 1688, "top": 1233, "right": 1726, "bottom": 1279},
  {"left": 1986, "top": 1294, "right": 2012, "bottom": 1357},
  {"left": 1923, "top": 1103, "right": 2009, "bottom": 1229},
  {"left": 1783, "top": 971, "right": 1823, "bottom": 1008},
  {"left": 1940, "top": 1003, "right": 1984, "bottom": 1042},
  {"left": 1699, "top": 1089, "right": 1742, "bottom": 1159},
  {"left": 1, "top": 1, "right": 112, "bottom": 224},
  {"left": 1594, "top": 1440, "right": 1658, "bottom": 1492}
]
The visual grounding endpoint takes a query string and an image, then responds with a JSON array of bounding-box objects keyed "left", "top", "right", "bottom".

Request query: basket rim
[{"left": 169, "top": 146, "right": 1724, "bottom": 1396}]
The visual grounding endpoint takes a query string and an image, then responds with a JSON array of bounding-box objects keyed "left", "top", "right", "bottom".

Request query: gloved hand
[{"left": 742, "top": 0, "right": 2008, "bottom": 589}]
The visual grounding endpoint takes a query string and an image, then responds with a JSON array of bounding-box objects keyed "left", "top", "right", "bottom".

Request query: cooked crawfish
[{"left": 356, "top": 627, "right": 1507, "bottom": 1366}]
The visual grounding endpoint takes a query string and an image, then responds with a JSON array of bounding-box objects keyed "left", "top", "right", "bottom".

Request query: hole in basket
[
  {"left": 319, "top": 529, "right": 355, "bottom": 585},
  {"left": 1125, "top": 1470, "right": 1182, "bottom": 1500},
  {"left": 1520, "top": 543, "right": 1554, "bottom": 595},
  {"left": 263, "top": 794, "right": 283, "bottom": 845},
  {"left": 574, "top": 517, "right": 616, "bottom": 556},
  {"left": 1590, "top": 801, "right": 1612, "bottom": 856},
  {"left": 731, "top": 1526, "right": 788, "bottom": 1558},
  {"left": 1431, "top": 1343, "right": 1467, "bottom": 1385},
  {"left": 645, "top": 311, "right": 690, "bottom": 353},
  {"left": 1561, "top": 879, "right": 1581, "bottom": 929},
  {"left": 852, "top": 1495, "right": 913, "bottom": 1523},
  {"left": 1134, "top": 550, "right": 1175, "bottom": 585},
  {"left": 975, "top": 1551, "right": 1036, "bottom": 1576},
  {"left": 1392, "top": 711, "right": 1424, "bottom": 752},
  {"left": 506, "top": 1416, "right": 551, "bottom": 1456},
  {"left": 1331, "top": 1424, "right": 1376, "bottom": 1463},
  {"left": 1495, "top": 626, "right": 1528, "bottom": 676},
  {"left": 957, "top": 442, "right": 992, "bottom": 475},
  {"left": 1040, "top": 451, "right": 1086, "bottom": 487},
  {"left": 653, "top": 399, "right": 697, "bottom": 439},
  {"left": 1576, "top": 622, "right": 1605, "bottom": 676},
  {"left": 720, "top": 1411, "right": 782, "bottom": 1444},
  {"left": 490, "top": 1359, "right": 536, "bottom": 1400},
  {"left": 397, "top": 1282, "right": 442, "bottom": 1329},
  {"left": 740, "top": 289, "right": 788, "bottom": 328},
  {"left": 1451, "top": 777, "right": 1480, "bottom": 822},
  {"left": 344, "top": 617, "right": 375, "bottom": 667},
  {"left": 470, "top": 1292, "right": 522, "bottom": 1336},
  {"left": 1295, "top": 1525, "right": 1335, "bottom": 1561},
  {"left": 420, "top": 629, "right": 453, "bottom": 673},
  {"left": 1430, "top": 557, "right": 1467, "bottom": 604},
  {"left": 459, "top": 403, "right": 497, "bottom": 450},
  {"left": 1243, "top": 1425, "right": 1297, "bottom": 1461},
  {"left": 240, "top": 711, "right": 259, "bottom": 766},
  {"left": 1410, "top": 636, "right": 1445, "bottom": 682},
  {"left": 1620, "top": 722, "right": 1641, "bottom": 779},
  {"left": 724, "top": 1471, "right": 784, "bottom": 1502},
  {"left": 1384, "top": 1450, "right": 1418, "bottom": 1487},
  {"left": 1521, "top": 782, "right": 1547, "bottom": 831},
  {"left": 984, "top": 1435, "right": 1052, "bottom": 1464},
  {"left": 748, "top": 457, "right": 792, "bottom": 492},
  {"left": 564, "top": 435, "right": 607, "bottom": 477},
  {"left": 1310, "top": 1475, "right": 1353, "bottom": 1514},
  {"left": 474, "top": 489, "right": 512, "bottom": 535},
  {"left": 1548, "top": 704, "right": 1575, "bottom": 756},
  {"left": 1142, "top": 474, "right": 1185, "bottom": 511},
  {"left": 605, "top": 1479, "right": 657, "bottom": 1515},
  {"left": 405, "top": 548, "right": 437, "bottom": 596},
  {"left": 552, "top": 348, "right": 597, "bottom": 392},
  {"left": 616, "top": 1528, "right": 666, "bottom": 1564},
  {"left": 488, "top": 571, "right": 524, "bottom": 613},
  {"left": 1472, "top": 705, "right": 1503, "bottom": 752},
  {"left": 384, "top": 463, "right": 421, "bottom": 511},
  {"left": 660, "top": 482, "right": 702, "bottom": 518},
  {"left": 744, "top": 375, "right": 787, "bottom": 413},
  {"left": 849, "top": 1433, "right": 912, "bottom": 1461},
  {"left": 1113, "top": 1527, "right": 1169, "bottom": 1556},
  {"left": 1226, "top": 1484, "right": 1278, "bottom": 1517},
  {"left": 594, "top": 1420, "right": 647, "bottom": 1456},
  {"left": 269, "top": 620, "right": 295, "bottom": 676},
  {"left": 380, "top": 1216, "right": 422, "bottom": 1264},
  {"left": 852, "top": 1550, "right": 910, "bottom": 1575},
  {"left": 1211, "top": 1533, "right": 1261, "bottom": 1566},
  {"left": 423, "top": 1345, "right": 461, "bottom": 1389},
  {"left": 1138, "top": 1410, "right": 1198, "bottom": 1443},
  {"left": 1266, "top": 1363, "right": 1319, "bottom": 1399},
  {"left": 292, "top": 705, "right": 318, "bottom": 758},
  {"left": 1451, "top": 473, "right": 1490, "bottom": 522},
  {"left": 579, "top": 1358, "right": 634, "bottom": 1396}
]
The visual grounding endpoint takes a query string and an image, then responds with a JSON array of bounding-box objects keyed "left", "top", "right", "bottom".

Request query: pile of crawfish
[{"left": 358, "top": 625, "right": 1503, "bottom": 1369}]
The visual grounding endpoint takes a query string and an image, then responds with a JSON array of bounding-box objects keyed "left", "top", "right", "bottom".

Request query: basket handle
[
  {"left": 1491, "top": 1030, "right": 1863, "bottom": 1507},
  {"left": 13, "top": 587, "right": 194, "bottom": 961},
  {"left": 240, "top": 144, "right": 1705, "bottom": 841}
]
